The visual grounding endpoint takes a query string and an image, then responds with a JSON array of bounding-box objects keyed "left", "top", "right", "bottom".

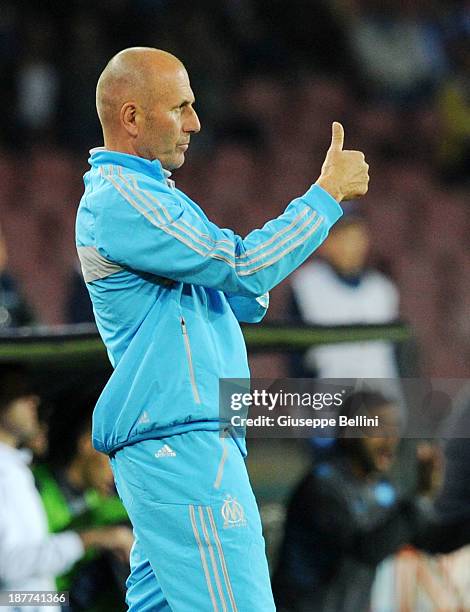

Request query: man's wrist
[{"left": 315, "top": 177, "right": 343, "bottom": 203}]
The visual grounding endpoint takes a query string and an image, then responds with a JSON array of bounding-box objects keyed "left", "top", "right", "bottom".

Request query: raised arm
[{"left": 89, "top": 123, "right": 369, "bottom": 297}]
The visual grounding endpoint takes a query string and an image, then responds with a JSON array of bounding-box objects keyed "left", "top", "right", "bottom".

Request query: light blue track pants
[{"left": 110, "top": 430, "right": 276, "bottom": 611}]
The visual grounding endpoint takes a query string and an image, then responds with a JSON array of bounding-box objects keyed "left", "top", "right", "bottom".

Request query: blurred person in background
[
  {"left": 0, "top": 364, "right": 133, "bottom": 612},
  {"left": 0, "top": 224, "right": 33, "bottom": 328},
  {"left": 371, "top": 386, "right": 470, "bottom": 608},
  {"left": 437, "top": 31, "right": 470, "bottom": 183},
  {"left": 0, "top": 364, "right": 83, "bottom": 612},
  {"left": 273, "top": 390, "right": 438, "bottom": 612},
  {"left": 414, "top": 383, "right": 470, "bottom": 554},
  {"left": 15, "top": 16, "right": 60, "bottom": 147},
  {"left": 346, "top": 0, "right": 447, "bottom": 107},
  {"left": 34, "top": 387, "right": 131, "bottom": 611},
  {"left": 291, "top": 214, "right": 400, "bottom": 379}
]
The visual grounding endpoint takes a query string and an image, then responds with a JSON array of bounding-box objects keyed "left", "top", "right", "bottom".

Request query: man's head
[
  {"left": 96, "top": 47, "right": 200, "bottom": 170},
  {"left": 0, "top": 364, "right": 40, "bottom": 448},
  {"left": 320, "top": 215, "right": 370, "bottom": 276},
  {"left": 338, "top": 390, "right": 401, "bottom": 476}
]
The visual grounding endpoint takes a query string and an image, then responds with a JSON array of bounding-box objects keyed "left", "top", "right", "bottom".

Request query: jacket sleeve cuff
[{"left": 300, "top": 184, "right": 343, "bottom": 226}]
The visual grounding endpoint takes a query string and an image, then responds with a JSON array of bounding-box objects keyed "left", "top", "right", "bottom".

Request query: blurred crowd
[
  {"left": 3, "top": 365, "right": 470, "bottom": 610},
  {"left": 0, "top": 0, "right": 469, "bottom": 377},
  {"left": 0, "top": 365, "right": 132, "bottom": 611}
]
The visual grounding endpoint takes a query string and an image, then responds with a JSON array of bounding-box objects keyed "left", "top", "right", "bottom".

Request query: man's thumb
[{"left": 329, "top": 121, "right": 344, "bottom": 152}]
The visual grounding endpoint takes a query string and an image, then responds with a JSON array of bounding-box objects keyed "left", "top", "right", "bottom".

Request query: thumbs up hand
[{"left": 315, "top": 122, "right": 369, "bottom": 203}]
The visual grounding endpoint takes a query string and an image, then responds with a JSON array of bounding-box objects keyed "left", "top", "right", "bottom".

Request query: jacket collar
[{"left": 89, "top": 147, "right": 172, "bottom": 184}]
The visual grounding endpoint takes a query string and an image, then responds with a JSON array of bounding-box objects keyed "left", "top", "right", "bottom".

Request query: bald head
[
  {"left": 96, "top": 47, "right": 183, "bottom": 134},
  {"left": 95, "top": 47, "right": 200, "bottom": 168}
]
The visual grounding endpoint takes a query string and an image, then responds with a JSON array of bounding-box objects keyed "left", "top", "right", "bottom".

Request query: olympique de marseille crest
[{"left": 221, "top": 495, "right": 247, "bottom": 529}]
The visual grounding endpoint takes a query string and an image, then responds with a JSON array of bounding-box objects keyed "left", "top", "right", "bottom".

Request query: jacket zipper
[{"left": 181, "top": 317, "right": 201, "bottom": 404}]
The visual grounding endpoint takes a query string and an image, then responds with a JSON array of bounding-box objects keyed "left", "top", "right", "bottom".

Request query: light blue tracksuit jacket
[{"left": 75, "top": 149, "right": 343, "bottom": 455}]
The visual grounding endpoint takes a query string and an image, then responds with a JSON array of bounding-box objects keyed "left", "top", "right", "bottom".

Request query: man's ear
[{"left": 121, "top": 102, "right": 138, "bottom": 137}]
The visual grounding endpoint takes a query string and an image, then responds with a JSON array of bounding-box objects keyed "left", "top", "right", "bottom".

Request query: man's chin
[
  {"left": 163, "top": 155, "right": 185, "bottom": 172},
  {"left": 173, "top": 153, "right": 186, "bottom": 170}
]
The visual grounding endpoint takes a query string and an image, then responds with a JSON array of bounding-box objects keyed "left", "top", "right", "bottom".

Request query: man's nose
[{"left": 185, "top": 107, "right": 201, "bottom": 134}]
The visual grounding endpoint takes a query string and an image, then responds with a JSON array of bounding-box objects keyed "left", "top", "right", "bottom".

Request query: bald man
[{"left": 76, "top": 47, "right": 369, "bottom": 611}]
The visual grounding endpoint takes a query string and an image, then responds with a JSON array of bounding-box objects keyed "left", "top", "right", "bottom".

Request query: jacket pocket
[{"left": 180, "top": 317, "right": 202, "bottom": 404}]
